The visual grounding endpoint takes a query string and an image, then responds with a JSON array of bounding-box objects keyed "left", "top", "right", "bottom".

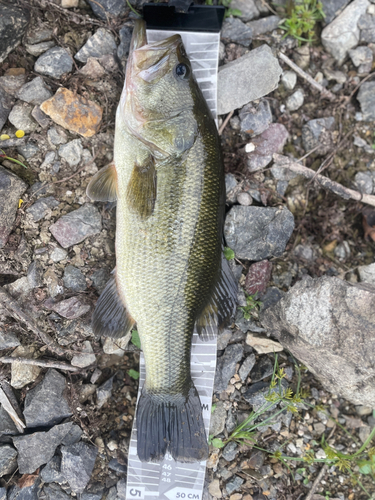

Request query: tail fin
[{"left": 136, "top": 383, "right": 208, "bottom": 463}]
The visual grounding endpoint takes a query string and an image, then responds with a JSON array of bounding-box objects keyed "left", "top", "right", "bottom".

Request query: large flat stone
[
  {"left": 0, "top": 4, "right": 29, "bottom": 64},
  {"left": 261, "top": 276, "right": 375, "bottom": 407},
  {"left": 217, "top": 44, "right": 282, "bottom": 115}
]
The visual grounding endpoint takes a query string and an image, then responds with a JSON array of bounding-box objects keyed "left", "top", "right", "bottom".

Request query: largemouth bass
[{"left": 87, "top": 19, "right": 237, "bottom": 463}]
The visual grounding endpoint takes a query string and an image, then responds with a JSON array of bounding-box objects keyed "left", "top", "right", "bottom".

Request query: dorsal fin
[
  {"left": 126, "top": 157, "right": 156, "bottom": 219},
  {"left": 92, "top": 274, "right": 135, "bottom": 339},
  {"left": 86, "top": 162, "right": 118, "bottom": 202},
  {"left": 196, "top": 251, "right": 238, "bottom": 341}
]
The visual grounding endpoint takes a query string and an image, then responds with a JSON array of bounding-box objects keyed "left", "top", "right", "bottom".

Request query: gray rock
[
  {"left": 238, "top": 353, "right": 256, "bottom": 381},
  {"left": 26, "top": 196, "right": 59, "bottom": 222},
  {"left": 217, "top": 329, "right": 233, "bottom": 350},
  {"left": 25, "top": 26, "right": 53, "bottom": 45},
  {"left": 117, "top": 24, "right": 132, "bottom": 62},
  {"left": 321, "top": 0, "right": 351, "bottom": 24},
  {"left": 90, "top": 268, "right": 110, "bottom": 293},
  {"left": 358, "top": 262, "right": 375, "bottom": 284},
  {"left": 108, "top": 458, "right": 127, "bottom": 474},
  {"left": 23, "top": 368, "right": 72, "bottom": 428},
  {"left": 58, "top": 139, "right": 83, "bottom": 167},
  {"left": 25, "top": 40, "right": 56, "bottom": 57},
  {"left": 286, "top": 88, "right": 304, "bottom": 111},
  {"left": 359, "top": 12, "right": 375, "bottom": 42},
  {"left": 321, "top": 0, "right": 370, "bottom": 64},
  {"left": 218, "top": 44, "right": 282, "bottom": 115},
  {"left": 7, "top": 477, "right": 41, "bottom": 500},
  {"left": 231, "top": 0, "right": 260, "bottom": 21},
  {"left": 355, "top": 171, "right": 373, "bottom": 194},
  {"left": 16, "top": 77, "right": 52, "bottom": 105},
  {"left": 32, "top": 104, "right": 50, "bottom": 128},
  {"left": 0, "top": 488, "right": 6, "bottom": 500},
  {"left": 0, "top": 405, "right": 18, "bottom": 437},
  {"left": 49, "top": 203, "right": 102, "bottom": 248},
  {"left": 41, "top": 151, "right": 56, "bottom": 168},
  {"left": 27, "top": 260, "right": 43, "bottom": 288},
  {"left": 0, "top": 74, "right": 26, "bottom": 97},
  {"left": 34, "top": 47, "right": 73, "bottom": 79},
  {"left": 61, "top": 424, "right": 83, "bottom": 446},
  {"left": 43, "top": 484, "right": 71, "bottom": 500},
  {"left": 0, "top": 4, "right": 29, "bottom": 64},
  {"left": 323, "top": 68, "right": 347, "bottom": 84},
  {"left": 50, "top": 246, "right": 68, "bottom": 262},
  {"left": 243, "top": 379, "right": 287, "bottom": 411},
  {"left": 96, "top": 376, "right": 114, "bottom": 408},
  {"left": 246, "top": 123, "right": 289, "bottom": 171},
  {"left": 75, "top": 29, "right": 117, "bottom": 63},
  {"left": 209, "top": 401, "right": 227, "bottom": 436},
  {"left": 0, "top": 444, "right": 17, "bottom": 476},
  {"left": 0, "top": 166, "right": 27, "bottom": 248},
  {"left": 224, "top": 206, "right": 294, "bottom": 260},
  {"left": 281, "top": 70, "right": 297, "bottom": 90},
  {"left": 247, "top": 15, "right": 281, "bottom": 36},
  {"left": 61, "top": 441, "right": 98, "bottom": 493},
  {"left": 294, "top": 244, "right": 315, "bottom": 261},
  {"left": 270, "top": 163, "right": 298, "bottom": 182},
  {"left": 261, "top": 276, "right": 375, "bottom": 407},
  {"left": 237, "top": 191, "right": 253, "bottom": 206},
  {"left": 63, "top": 265, "right": 87, "bottom": 292},
  {"left": 17, "top": 142, "right": 39, "bottom": 159},
  {"left": 334, "top": 240, "right": 351, "bottom": 260},
  {"left": 13, "top": 422, "right": 74, "bottom": 474},
  {"left": 222, "top": 441, "right": 238, "bottom": 462},
  {"left": 239, "top": 99, "right": 272, "bottom": 137},
  {"left": 0, "top": 86, "right": 13, "bottom": 130},
  {"left": 250, "top": 356, "right": 274, "bottom": 382},
  {"left": 302, "top": 116, "right": 335, "bottom": 155},
  {"left": 87, "top": 0, "right": 127, "bottom": 20},
  {"left": 221, "top": 17, "right": 252, "bottom": 46},
  {"left": 51, "top": 296, "right": 91, "bottom": 319},
  {"left": 357, "top": 81, "right": 375, "bottom": 120},
  {"left": 0, "top": 330, "right": 20, "bottom": 350},
  {"left": 225, "top": 476, "right": 244, "bottom": 495},
  {"left": 8, "top": 103, "right": 38, "bottom": 133},
  {"left": 47, "top": 127, "right": 67, "bottom": 146},
  {"left": 349, "top": 45, "right": 373, "bottom": 67},
  {"left": 71, "top": 341, "right": 96, "bottom": 368},
  {"left": 81, "top": 493, "right": 104, "bottom": 500},
  {"left": 214, "top": 343, "right": 244, "bottom": 392},
  {"left": 40, "top": 456, "right": 66, "bottom": 484}
]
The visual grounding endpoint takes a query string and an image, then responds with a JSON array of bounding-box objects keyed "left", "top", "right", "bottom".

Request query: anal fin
[
  {"left": 92, "top": 275, "right": 135, "bottom": 339},
  {"left": 126, "top": 156, "right": 156, "bottom": 219},
  {"left": 196, "top": 252, "right": 238, "bottom": 341},
  {"left": 86, "top": 162, "right": 118, "bottom": 202}
]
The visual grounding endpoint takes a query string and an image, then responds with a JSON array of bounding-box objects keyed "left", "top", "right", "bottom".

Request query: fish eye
[{"left": 175, "top": 63, "right": 190, "bottom": 80}]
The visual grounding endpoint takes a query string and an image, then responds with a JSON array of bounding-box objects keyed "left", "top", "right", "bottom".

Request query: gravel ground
[{"left": 0, "top": 0, "right": 375, "bottom": 499}]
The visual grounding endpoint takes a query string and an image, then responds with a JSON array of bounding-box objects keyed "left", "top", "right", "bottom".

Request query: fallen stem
[
  {"left": 0, "top": 287, "right": 67, "bottom": 358},
  {"left": 0, "top": 356, "right": 80, "bottom": 372},
  {"left": 219, "top": 110, "right": 234, "bottom": 136},
  {"left": 273, "top": 154, "right": 375, "bottom": 208},
  {"left": 305, "top": 464, "right": 328, "bottom": 500},
  {"left": 278, "top": 51, "right": 336, "bottom": 102}
]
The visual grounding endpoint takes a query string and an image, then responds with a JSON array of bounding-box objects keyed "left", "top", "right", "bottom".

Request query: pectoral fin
[
  {"left": 92, "top": 275, "right": 135, "bottom": 339},
  {"left": 196, "top": 252, "right": 238, "bottom": 341},
  {"left": 126, "top": 157, "right": 156, "bottom": 219},
  {"left": 86, "top": 162, "right": 118, "bottom": 202}
]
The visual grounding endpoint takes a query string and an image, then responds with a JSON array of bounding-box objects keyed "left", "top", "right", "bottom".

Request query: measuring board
[{"left": 125, "top": 28, "right": 221, "bottom": 500}]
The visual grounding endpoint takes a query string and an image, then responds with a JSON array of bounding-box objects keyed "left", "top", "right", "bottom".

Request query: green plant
[
  {"left": 205, "top": 0, "right": 242, "bottom": 19},
  {"left": 127, "top": 369, "right": 140, "bottom": 380},
  {"left": 278, "top": 0, "right": 325, "bottom": 45},
  {"left": 0, "top": 149, "right": 27, "bottom": 169},
  {"left": 131, "top": 329, "right": 141, "bottom": 349},
  {"left": 209, "top": 354, "right": 375, "bottom": 498},
  {"left": 238, "top": 293, "right": 262, "bottom": 320},
  {"left": 223, "top": 246, "right": 235, "bottom": 260}
]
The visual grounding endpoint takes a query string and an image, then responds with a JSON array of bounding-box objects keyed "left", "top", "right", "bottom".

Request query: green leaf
[
  {"left": 358, "top": 460, "right": 372, "bottom": 475},
  {"left": 224, "top": 246, "right": 235, "bottom": 260},
  {"left": 303, "top": 478, "right": 309, "bottom": 485},
  {"left": 211, "top": 403, "right": 217, "bottom": 414},
  {"left": 211, "top": 438, "right": 225, "bottom": 448},
  {"left": 131, "top": 329, "right": 141, "bottom": 349},
  {"left": 128, "top": 369, "right": 140, "bottom": 380}
]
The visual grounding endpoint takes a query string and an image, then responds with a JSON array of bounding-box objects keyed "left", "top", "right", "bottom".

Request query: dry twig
[
  {"left": 30, "top": 0, "right": 105, "bottom": 26},
  {"left": 0, "top": 287, "right": 67, "bottom": 357},
  {"left": 0, "top": 384, "right": 25, "bottom": 433},
  {"left": 305, "top": 464, "right": 328, "bottom": 500},
  {"left": 273, "top": 154, "right": 375, "bottom": 208},
  {"left": 278, "top": 52, "right": 336, "bottom": 102},
  {"left": 219, "top": 110, "right": 234, "bottom": 136},
  {"left": 0, "top": 357, "right": 80, "bottom": 372}
]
